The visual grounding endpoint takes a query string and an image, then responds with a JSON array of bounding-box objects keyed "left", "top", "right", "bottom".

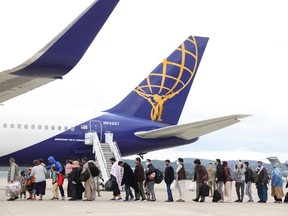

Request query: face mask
[
  {"left": 165, "top": 164, "right": 169, "bottom": 167},
  {"left": 146, "top": 162, "right": 149, "bottom": 166},
  {"left": 257, "top": 164, "right": 262, "bottom": 168},
  {"left": 214, "top": 163, "right": 217, "bottom": 166},
  {"left": 177, "top": 161, "right": 180, "bottom": 165}
]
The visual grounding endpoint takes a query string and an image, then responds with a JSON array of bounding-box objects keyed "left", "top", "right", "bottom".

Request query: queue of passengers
[{"left": 6, "top": 157, "right": 288, "bottom": 204}]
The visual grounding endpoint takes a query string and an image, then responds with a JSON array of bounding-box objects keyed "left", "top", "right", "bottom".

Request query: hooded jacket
[{"left": 46, "top": 156, "right": 63, "bottom": 174}]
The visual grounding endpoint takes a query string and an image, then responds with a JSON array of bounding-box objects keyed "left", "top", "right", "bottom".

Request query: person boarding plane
[{"left": 0, "top": 0, "right": 249, "bottom": 165}]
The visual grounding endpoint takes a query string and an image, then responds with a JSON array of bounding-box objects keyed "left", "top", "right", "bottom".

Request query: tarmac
[{"left": 0, "top": 179, "right": 287, "bottom": 216}]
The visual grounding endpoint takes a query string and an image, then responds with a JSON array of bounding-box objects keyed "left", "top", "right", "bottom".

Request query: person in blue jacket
[{"left": 46, "top": 156, "right": 65, "bottom": 200}]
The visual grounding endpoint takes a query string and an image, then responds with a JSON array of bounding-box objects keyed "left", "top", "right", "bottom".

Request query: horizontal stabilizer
[
  {"left": 267, "top": 156, "right": 288, "bottom": 171},
  {"left": 135, "top": 114, "right": 250, "bottom": 140}
]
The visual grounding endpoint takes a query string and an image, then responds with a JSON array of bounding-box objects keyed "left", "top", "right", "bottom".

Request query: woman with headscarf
[
  {"left": 81, "top": 157, "right": 96, "bottom": 201},
  {"left": 271, "top": 163, "right": 284, "bottom": 203},
  {"left": 68, "top": 160, "right": 82, "bottom": 201}
]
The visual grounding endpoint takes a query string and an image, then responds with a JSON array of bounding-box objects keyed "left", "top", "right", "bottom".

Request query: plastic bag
[
  {"left": 170, "top": 180, "right": 178, "bottom": 190},
  {"left": 105, "top": 178, "right": 114, "bottom": 191},
  {"left": 5, "top": 181, "right": 21, "bottom": 197},
  {"left": 189, "top": 181, "right": 196, "bottom": 192}
]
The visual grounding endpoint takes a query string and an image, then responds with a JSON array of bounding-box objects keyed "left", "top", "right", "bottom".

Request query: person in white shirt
[
  {"left": 30, "top": 159, "right": 47, "bottom": 200},
  {"left": 110, "top": 157, "right": 122, "bottom": 200},
  {"left": 175, "top": 158, "right": 187, "bottom": 202}
]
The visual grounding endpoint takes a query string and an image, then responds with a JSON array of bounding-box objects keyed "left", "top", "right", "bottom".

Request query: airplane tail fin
[
  {"left": 267, "top": 157, "right": 288, "bottom": 171},
  {"left": 8, "top": 0, "right": 119, "bottom": 79},
  {"left": 106, "top": 36, "right": 209, "bottom": 125}
]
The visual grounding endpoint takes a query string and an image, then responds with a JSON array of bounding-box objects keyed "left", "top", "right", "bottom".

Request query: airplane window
[
  {"left": 17, "top": 124, "right": 21, "bottom": 129},
  {"left": 70, "top": 127, "right": 75, "bottom": 132},
  {"left": 58, "top": 126, "right": 62, "bottom": 131},
  {"left": 64, "top": 126, "right": 68, "bottom": 131},
  {"left": 31, "top": 125, "right": 35, "bottom": 129},
  {"left": 38, "top": 125, "right": 42, "bottom": 130},
  {"left": 45, "top": 125, "right": 49, "bottom": 130},
  {"left": 24, "top": 124, "right": 28, "bottom": 129},
  {"left": 10, "top": 124, "right": 14, "bottom": 129},
  {"left": 51, "top": 126, "right": 55, "bottom": 130},
  {"left": 3, "top": 123, "right": 7, "bottom": 128}
]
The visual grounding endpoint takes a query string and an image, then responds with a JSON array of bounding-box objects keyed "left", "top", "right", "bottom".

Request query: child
[
  {"left": 19, "top": 171, "right": 27, "bottom": 199},
  {"left": 51, "top": 165, "right": 59, "bottom": 200},
  {"left": 26, "top": 167, "right": 36, "bottom": 200}
]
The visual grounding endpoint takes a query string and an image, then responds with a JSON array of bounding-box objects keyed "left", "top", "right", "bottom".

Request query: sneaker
[
  {"left": 133, "top": 199, "right": 140, "bottom": 202},
  {"left": 140, "top": 199, "right": 147, "bottom": 202},
  {"left": 176, "top": 199, "right": 185, "bottom": 202},
  {"left": 61, "top": 196, "right": 65, "bottom": 201},
  {"left": 7, "top": 198, "right": 15, "bottom": 201},
  {"left": 217, "top": 199, "right": 224, "bottom": 203},
  {"left": 199, "top": 200, "right": 205, "bottom": 203},
  {"left": 151, "top": 199, "right": 156, "bottom": 202},
  {"left": 193, "top": 198, "right": 199, "bottom": 202},
  {"left": 234, "top": 199, "right": 240, "bottom": 202},
  {"left": 129, "top": 198, "right": 134, "bottom": 201},
  {"left": 247, "top": 199, "right": 254, "bottom": 203}
]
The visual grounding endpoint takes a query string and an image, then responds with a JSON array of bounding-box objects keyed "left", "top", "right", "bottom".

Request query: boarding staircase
[{"left": 84, "top": 131, "right": 122, "bottom": 182}]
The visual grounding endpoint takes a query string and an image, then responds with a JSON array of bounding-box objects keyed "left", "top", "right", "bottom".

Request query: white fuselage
[{"left": 0, "top": 106, "right": 101, "bottom": 157}]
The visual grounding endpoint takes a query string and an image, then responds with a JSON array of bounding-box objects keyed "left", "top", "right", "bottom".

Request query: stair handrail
[
  {"left": 108, "top": 140, "right": 122, "bottom": 162},
  {"left": 112, "top": 141, "right": 122, "bottom": 161},
  {"left": 105, "top": 131, "right": 122, "bottom": 162},
  {"left": 91, "top": 132, "right": 109, "bottom": 182}
]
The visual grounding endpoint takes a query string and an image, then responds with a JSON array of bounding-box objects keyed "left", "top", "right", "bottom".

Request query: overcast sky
[{"left": 1, "top": 0, "right": 288, "bottom": 163}]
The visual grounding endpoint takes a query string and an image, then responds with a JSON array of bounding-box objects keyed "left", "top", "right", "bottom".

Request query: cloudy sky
[{"left": 1, "top": 0, "right": 288, "bottom": 162}]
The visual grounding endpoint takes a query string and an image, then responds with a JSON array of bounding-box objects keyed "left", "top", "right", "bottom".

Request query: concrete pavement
[{"left": 0, "top": 179, "right": 287, "bottom": 216}]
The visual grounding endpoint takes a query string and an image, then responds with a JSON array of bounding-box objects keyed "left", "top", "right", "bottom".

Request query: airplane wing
[
  {"left": 135, "top": 114, "right": 250, "bottom": 140},
  {"left": 0, "top": 0, "right": 119, "bottom": 104}
]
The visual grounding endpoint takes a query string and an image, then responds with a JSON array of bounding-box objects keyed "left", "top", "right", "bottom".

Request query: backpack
[
  {"left": 88, "top": 162, "right": 101, "bottom": 177},
  {"left": 154, "top": 169, "right": 163, "bottom": 184},
  {"left": 228, "top": 167, "right": 235, "bottom": 181},
  {"left": 252, "top": 171, "right": 258, "bottom": 183},
  {"left": 80, "top": 170, "right": 90, "bottom": 182},
  {"left": 212, "top": 189, "right": 222, "bottom": 202}
]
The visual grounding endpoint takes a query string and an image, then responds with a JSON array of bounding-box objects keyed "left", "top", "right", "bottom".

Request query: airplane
[
  {"left": 267, "top": 157, "right": 288, "bottom": 178},
  {"left": 0, "top": 0, "right": 249, "bottom": 166}
]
